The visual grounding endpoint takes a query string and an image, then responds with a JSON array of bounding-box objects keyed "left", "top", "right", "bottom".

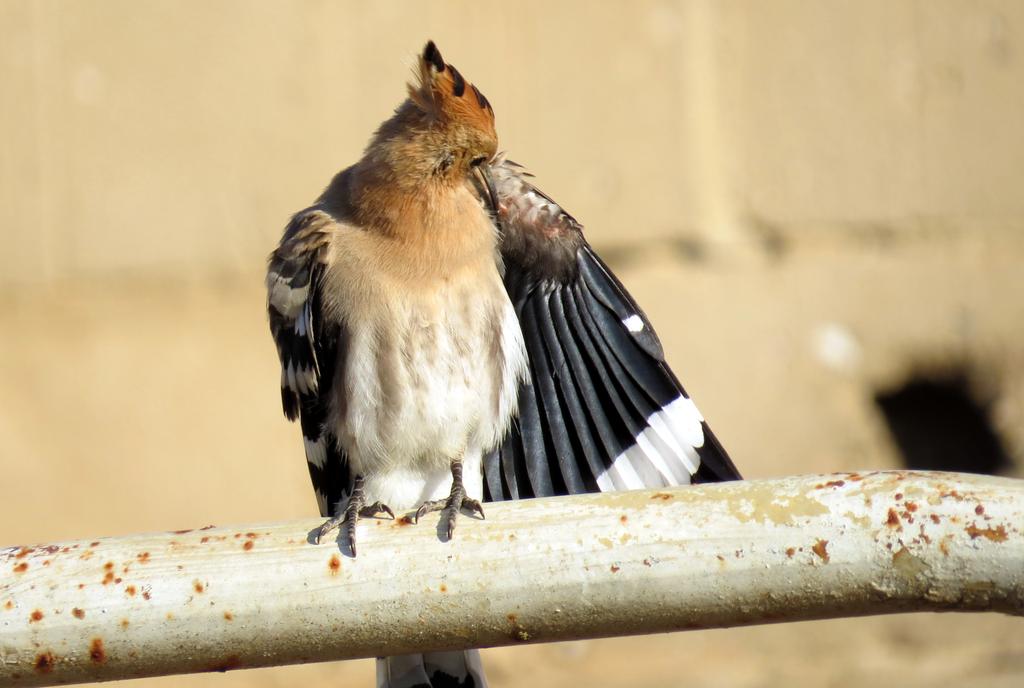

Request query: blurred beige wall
[
  {"left": 2, "top": 3, "right": 1023, "bottom": 688},
  {"left": 3, "top": 0, "right": 1023, "bottom": 284}
]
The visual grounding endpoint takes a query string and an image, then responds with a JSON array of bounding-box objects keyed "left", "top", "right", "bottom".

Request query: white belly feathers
[{"left": 332, "top": 271, "right": 528, "bottom": 510}]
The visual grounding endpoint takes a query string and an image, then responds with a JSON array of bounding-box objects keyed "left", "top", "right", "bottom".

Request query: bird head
[{"left": 363, "top": 41, "right": 498, "bottom": 187}]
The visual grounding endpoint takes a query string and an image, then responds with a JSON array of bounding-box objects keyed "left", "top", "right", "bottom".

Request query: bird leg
[
  {"left": 315, "top": 475, "right": 394, "bottom": 555},
  {"left": 414, "top": 460, "right": 485, "bottom": 540}
]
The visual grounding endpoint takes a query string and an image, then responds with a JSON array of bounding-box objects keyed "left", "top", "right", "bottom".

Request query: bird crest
[{"left": 407, "top": 41, "right": 496, "bottom": 147}]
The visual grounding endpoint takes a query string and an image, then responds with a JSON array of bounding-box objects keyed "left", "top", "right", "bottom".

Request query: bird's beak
[{"left": 473, "top": 163, "right": 502, "bottom": 233}]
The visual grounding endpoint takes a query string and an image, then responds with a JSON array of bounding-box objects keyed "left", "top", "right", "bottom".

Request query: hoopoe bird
[{"left": 267, "top": 41, "right": 741, "bottom": 688}]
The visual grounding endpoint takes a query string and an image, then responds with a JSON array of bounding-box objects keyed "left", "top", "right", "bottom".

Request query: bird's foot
[
  {"left": 414, "top": 461, "right": 485, "bottom": 540},
  {"left": 314, "top": 478, "right": 393, "bottom": 555}
]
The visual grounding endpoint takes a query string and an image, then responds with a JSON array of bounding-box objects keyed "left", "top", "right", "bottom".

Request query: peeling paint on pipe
[{"left": 1, "top": 471, "right": 1022, "bottom": 686}]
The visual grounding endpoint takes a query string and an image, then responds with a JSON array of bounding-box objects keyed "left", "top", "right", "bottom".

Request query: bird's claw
[
  {"left": 414, "top": 491, "right": 485, "bottom": 540},
  {"left": 314, "top": 486, "right": 393, "bottom": 556},
  {"left": 360, "top": 501, "right": 396, "bottom": 520},
  {"left": 314, "top": 517, "right": 343, "bottom": 545}
]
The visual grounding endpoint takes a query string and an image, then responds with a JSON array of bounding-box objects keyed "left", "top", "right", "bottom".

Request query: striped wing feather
[
  {"left": 267, "top": 209, "right": 351, "bottom": 517},
  {"left": 484, "top": 159, "right": 740, "bottom": 502}
]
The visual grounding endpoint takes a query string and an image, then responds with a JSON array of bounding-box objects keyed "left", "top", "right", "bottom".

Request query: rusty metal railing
[{"left": 2, "top": 471, "right": 1022, "bottom": 686}]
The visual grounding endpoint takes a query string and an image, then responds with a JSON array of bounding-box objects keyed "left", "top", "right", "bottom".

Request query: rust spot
[
  {"left": 242, "top": 540, "right": 254, "bottom": 551},
  {"left": 42, "top": 545, "right": 59, "bottom": 554},
  {"left": 245, "top": 532, "right": 257, "bottom": 539},
  {"left": 848, "top": 473, "right": 864, "bottom": 481},
  {"left": 114, "top": 577, "right": 122, "bottom": 584},
  {"left": 13, "top": 562, "right": 28, "bottom": 573},
  {"left": 941, "top": 489, "right": 963, "bottom": 500},
  {"left": 170, "top": 529, "right": 193, "bottom": 535},
  {"left": 939, "top": 539, "right": 950, "bottom": 556},
  {"left": 233, "top": 533, "right": 242, "bottom": 538},
  {"left": 125, "top": 585, "right": 136, "bottom": 597},
  {"left": 120, "top": 619, "right": 129, "bottom": 629},
  {"left": 34, "top": 651, "right": 56, "bottom": 673},
  {"left": 72, "top": 608, "right": 85, "bottom": 619},
  {"left": 103, "top": 561, "right": 114, "bottom": 571},
  {"left": 812, "top": 539, "right": 830, "bottom": 563},
  {"left": 643, "top": 558, "right": 653, "bottom": 567},
  {"left": 142, "top": 590, "right": 151, "bottom": 601},
  {"left": 89, "top": 638, "right": 106, "bottom": 664},
  {"left": 930, "top": 514, "right": 941, "bottom": 524},
  {"left": 193, "top": 580, "right": 205, "bottom": 593},
  {"left": 965, "top": 524, "right": 1008, "bottom": 542},
  {"left": 78, "top": 583, "right": 85, "bottom": 589},
  {"left": 975, "top": 504, "right": 985, "bottom": 515},
  {"left": 137, "top": 552, "right": 150, "bottom": 563},
  {"left": 397, "top": 516, "right": 414, "bottom": 526},
  {"left": 200, "top": 537, "right": 210, "bottom": 544},
  {"left": 223, "top": 611, "right": 234, "bottom": 621},
  {"left": 42, "top": 560, "right": 51, "bottom": 567},
  {"left": 610, "top": 564, "right": 620, "bottom": 573},
  {"left": 650, "top": 492, "right": 672, "bottom": 500},
  {"left": 439, "top": 584, "right": 448, "bottom": 593},
  {"left": 819, "top": 480, "right": 846, "bottom": 489},
  {"left": 4, "top": 600, "right": 14, "bottom": 610},
  {"left": 905, "top": 501, "right": 918, "bottom": 512},
  {"left": 29, "top": 609, "right": 44, "bottom": 623},
  {"left": 894, "top": 493, "right": 903, "bottom": 501},
  {"left": 208, "top": 655, "right": 242, "bottom": 673},
  {"left": 505, "top": 613, "right": 531, "bottom": 642},
  {"left": 200, "top": 524, "right": 217, "bottom": 530},
  {"left": 89, "top": 541, "right": 100, "bottom": 547},
  {"left": 79, "top": 550, "right": 94, "bottom": 560},
  {"left": 328, "top": 555, "right": 341, "bottom": 574},
  {"left": 15, "top": 547, "right": 32, "bottom": 559},
  {"left": 785, "top": 547, "right": 796, "bottom": 558},
  {"left": 886, "top": 508, "right": 902, "bottom": 528}
]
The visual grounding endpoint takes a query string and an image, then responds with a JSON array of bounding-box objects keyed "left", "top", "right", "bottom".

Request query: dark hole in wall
[{"left": 874, "top": 373, "right": 1011, "bottom": 475}]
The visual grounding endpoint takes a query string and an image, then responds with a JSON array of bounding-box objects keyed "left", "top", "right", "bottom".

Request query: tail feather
[{"left": 377, "top": 651, "right": 488, "bottom": 688}]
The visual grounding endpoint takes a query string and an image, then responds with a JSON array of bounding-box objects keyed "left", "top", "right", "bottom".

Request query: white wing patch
[
  {"left": 266, "top": 270, "right": 309, "bottom": 318},
  {"left": 622, "top": 314, "right": 645, "bottom": 333},
  {"left": 665, "top": 395, "right": 706, "bottom": 449},
  {"left": 304, "top": 436, "right": 328, "bottom": 469},
  {"left": 599, "top": 395, "right": 706, "bottom": 489}
]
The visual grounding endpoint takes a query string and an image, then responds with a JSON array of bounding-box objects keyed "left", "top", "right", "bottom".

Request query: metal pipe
[{"left": 2, "top": 471, "right": 1022, "bottom": 686}]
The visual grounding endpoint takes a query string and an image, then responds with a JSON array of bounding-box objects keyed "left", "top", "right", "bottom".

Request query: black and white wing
[
  {"left": 482, "top": 158, "right": 741, "bottom": 502},
  {"left": 267, "top": 208, "right": 351, "bottom": 518}
]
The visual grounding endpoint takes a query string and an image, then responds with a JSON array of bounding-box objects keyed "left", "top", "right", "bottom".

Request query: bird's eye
[{"left": 470, "top": 155, "right": 487, "bottom": 167}]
